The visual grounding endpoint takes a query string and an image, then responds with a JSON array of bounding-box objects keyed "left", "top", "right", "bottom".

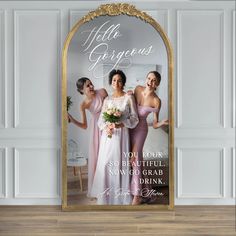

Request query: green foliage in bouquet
[
  {"left": 67, "top": 96, "right": 73, "bottom": 111},
  {"left": 103, "top": 112, "right": 120, "bottom": 123}
]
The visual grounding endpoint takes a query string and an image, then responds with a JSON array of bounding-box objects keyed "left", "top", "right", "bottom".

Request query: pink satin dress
[
  {"left": 130, "top": 105, "right": 159, "bottom": 196},
  {"left": 87, "top": 89, "right": 105, "bottom": 197}
]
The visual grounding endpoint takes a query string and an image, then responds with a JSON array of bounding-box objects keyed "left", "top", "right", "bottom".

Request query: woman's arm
[
  {"left": 100, "top": 88, "right": 108, "bottom": 99},
  {"left": 79, "top": 102, "right": 88, "bottom": 129},
  {"left": 153, "top": 98, "right": 169, "bottom": 129},
  {"left": 67, "top": 102, "right": 88, "bottom": 130},
  {"left": 97, "top": 97, "right": 108, "bottom": 130},
  {"left": 121, "top": 95, "right": 139, "bottom": 129}
]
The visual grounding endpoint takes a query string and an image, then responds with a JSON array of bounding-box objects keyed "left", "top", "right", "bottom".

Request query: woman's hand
[
  {"left": 67, "top": 113, "right": 73, "bottom": 123},
  {"left": 153, "top": 119, "right": 169, "bottom": 129},
  {"left": 67, "top": 109, "right": 87, "bottom": 129},
  {"left": 107, "top": 123, "right": 115, "bottom": 130},
  {"left": 160, "top": 119, "right": 169, "bottom": 126},
  {"left": 126, "top": 90, "right": 133, "bottom": 95},
  {"left": 105, "top": 123, "right": 115, "bottom": 138},
  {"left": 115, "top": 123, "right": 124, "bottom": 128}
]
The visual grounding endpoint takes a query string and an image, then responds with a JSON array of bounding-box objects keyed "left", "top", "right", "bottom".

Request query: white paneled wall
[
  {"left": 177, "top": 10, "right": 224, "bottom": 128},
  {"left": 0, "top": 1, "right": 235, "bottom": 205},
  {"left": 14, "top": 10, "right": 61, "bottom": 129}
]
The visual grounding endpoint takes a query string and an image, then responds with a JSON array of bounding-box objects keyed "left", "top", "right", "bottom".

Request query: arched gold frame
[{"left": 62, "top": 3, "right": 174, "bottom": 211}]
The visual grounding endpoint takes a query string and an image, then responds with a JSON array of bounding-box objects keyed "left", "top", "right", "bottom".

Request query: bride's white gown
[{"left": 90, "top": 94, "right": 139, "bottom": 205}]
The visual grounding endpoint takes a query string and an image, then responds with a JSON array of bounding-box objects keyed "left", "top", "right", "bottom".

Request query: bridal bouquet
[{"left": 103, "top": 107, "right": 122, "bottom": 138}]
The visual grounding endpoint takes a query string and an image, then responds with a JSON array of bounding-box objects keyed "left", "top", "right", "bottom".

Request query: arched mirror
[{"left": 62, "top": 3, "right": 174, "bottom": 210}]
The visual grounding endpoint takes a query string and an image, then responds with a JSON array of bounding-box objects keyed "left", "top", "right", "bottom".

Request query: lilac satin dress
[
  {"left": 87, "top": 89, "right": 105, "bottom": 197},
  {"left": 130, "top": 105, "right": 159, "bottom": 196}
]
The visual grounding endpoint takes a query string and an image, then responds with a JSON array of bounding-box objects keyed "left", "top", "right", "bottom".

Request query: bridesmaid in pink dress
[
  {"left": 68, "top": 77, "right": 107, "bottom": 197},
  {"left": 129, "top": 71, "right": 168, "bottom": 205}
]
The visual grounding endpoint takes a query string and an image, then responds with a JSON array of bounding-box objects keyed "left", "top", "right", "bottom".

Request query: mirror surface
[{"left": 65, "top": 11, "right": 171, "bottom": 207}]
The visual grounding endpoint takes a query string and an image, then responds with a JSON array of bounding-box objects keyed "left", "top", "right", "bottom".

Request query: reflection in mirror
[{"left": 63, "top": 6, "right": 173, "bottom": 208}]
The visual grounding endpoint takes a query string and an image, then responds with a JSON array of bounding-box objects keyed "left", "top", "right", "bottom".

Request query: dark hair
[
  {"left": 76, "top": 77, "right": 90, "bottom": 95},
  {"left": 108, "top": 69, "right": 126, "bottom": 86},
  {"left": 147, "top": 71, "right": 161, "bottom": 84}
]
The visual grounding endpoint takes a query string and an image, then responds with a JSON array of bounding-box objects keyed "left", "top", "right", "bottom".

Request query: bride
[{"left": 90, "top": 69, "right": 139, "bottom": 205}]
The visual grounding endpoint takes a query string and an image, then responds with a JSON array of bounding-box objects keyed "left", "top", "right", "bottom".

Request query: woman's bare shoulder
[
  {"left": 134, "top": 85, "right": 144, "bottom": 95},
  {"left": 81, "top": 99, "right": 90, "bottom": 109},
  {"left": 135, "top": 85, "right": 144, "bottom": 91},
  {"left": 97, "top": 88, "right": 108, "bottom": 98},
  {"left": 153, "top": 95, "right": 161, "bottom": 108}
]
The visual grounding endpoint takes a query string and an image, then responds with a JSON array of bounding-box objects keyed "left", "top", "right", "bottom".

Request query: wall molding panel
[
  {"left": 176, "top": 10, "right": 225, "bottom": 129},
  {"left": 232, "top": 148, "right": 235, "bottom": 198},
  {"left": 0, "top": 148, "right": 7, "bottom": 198},
  {"left": 0, "top": 10, "right": 6, "bottom": 129},
  {"left": 175, "top": 128, "right": 235, "bottom": 141},
  {"left": 13, "top": 148, "right": 60, "bottom": 198},
  {"left": 232, "top": 10, "right": 235, "bottom": 128},
  {"left": 176, "top": 148, "right": 225, "bottom": 199},
  {"left": 13, "top": 10, "right": 61, "bottom": 129}
]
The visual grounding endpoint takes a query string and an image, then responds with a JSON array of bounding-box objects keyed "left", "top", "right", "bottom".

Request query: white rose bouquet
[{"left": 103, "top": 107, "right": 122, "bottom": 138}]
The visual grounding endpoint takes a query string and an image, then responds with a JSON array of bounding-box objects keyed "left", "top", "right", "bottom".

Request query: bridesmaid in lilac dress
[
  {"left": 68, "top": 77, "right": 107, "bottom": 197},
  {"left": 129, "top": 71, "right": 168, "bottom": 205}
]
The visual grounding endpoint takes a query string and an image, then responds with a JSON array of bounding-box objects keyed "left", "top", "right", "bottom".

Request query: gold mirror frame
[{"left": 61, "top": 3, "right": 174, "bottom": 211}]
